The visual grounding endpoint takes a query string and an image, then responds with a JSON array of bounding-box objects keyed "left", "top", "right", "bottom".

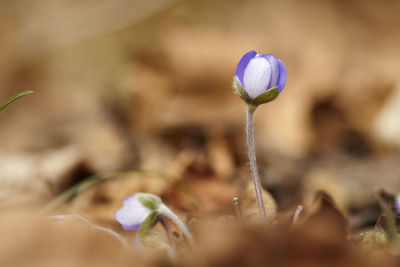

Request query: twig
[
  {"left": 233, "top": 197, "right": 242, "bottom": 223},
  {"left": 292, "top": 205, "right": 303, "bottom": 226},
  {"left": 376, "top": 189, "right": 398, "bottom": 242}
]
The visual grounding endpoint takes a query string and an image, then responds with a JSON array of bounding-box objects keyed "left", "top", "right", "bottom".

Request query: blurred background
[{"left": 1, "top": 0, "right": 400, "bottom": 232}]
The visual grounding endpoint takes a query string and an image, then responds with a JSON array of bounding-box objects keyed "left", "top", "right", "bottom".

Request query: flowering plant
[
  {"left": 233, "top": 50, "right": 287, "bottom": 221},
  {"left": 114, "top": 193, "right": 194, "bottom": 245}
]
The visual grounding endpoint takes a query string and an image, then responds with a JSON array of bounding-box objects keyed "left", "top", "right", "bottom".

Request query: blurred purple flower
[
  {"left": 114, "top": 195, "right": 153, "bottom": 231},
  {"left": 396, "top": 194, "right": 400, "bottom": 215},
  {"left": 235, "top": 50, "right": 286, "bottom": 99},
  {"left": 114, "top": 192, "right": 195, "bottom": 246}
]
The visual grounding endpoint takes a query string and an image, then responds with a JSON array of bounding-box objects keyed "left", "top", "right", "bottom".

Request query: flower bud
[{"left": 233, "top": 50, "right": 287, "bottom": 106}]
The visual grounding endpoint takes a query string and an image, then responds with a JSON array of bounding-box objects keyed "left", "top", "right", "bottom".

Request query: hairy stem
[
  {"left": 246, "top": 105, "right": 267, "bottom": 221},
  {"left": 159, "top": 216, "right": 176, "bottom": 250},
  {"left": 159, "top": 216, "right": 177, "bottom": 264},
  {"left": 159, "top": 204, "right": 195, "bottom": 247}
]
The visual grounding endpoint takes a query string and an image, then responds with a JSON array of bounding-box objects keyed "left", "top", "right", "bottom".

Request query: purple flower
[
  {"left": 114, "top": 194, "right": 159, "bottom": 231},
  {"left": 396, "top": 194, "right": 400, "bottom": 215},
  {"left": 233, "top": 50, "right": 286, "bottom": 104},
  {"left": 114, "top": 192, "right": 195, "bottom": 246}
]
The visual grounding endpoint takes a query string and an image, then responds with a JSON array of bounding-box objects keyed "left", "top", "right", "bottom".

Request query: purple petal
[
  {"left": 119, "top": 220, "right": 141, "bottom": 231},
  {"left": 235, "top": 50, "right": 257, "bottom": 85},
  {"left": 261, "top": 54, "right": 280, "bottom": 89},
  {"left": 396, "top": 194, "right": 400, "bottom": 215},
  {"left": 276, "top": 59, "right": 287, "bottom": 92},
  {"left": 114, "top": 195, "right": 153, "bottom": 231},
  {"left": 242, "top": 56, "right": 272, "bottom": 99}
]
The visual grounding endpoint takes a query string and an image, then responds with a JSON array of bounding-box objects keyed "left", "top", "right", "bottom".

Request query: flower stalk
[
  {"left": 159, "top": 215, "right": 176, "bottom": 250},
  {"left": 246, "top": 105, "right": 267, "bottom": 221},
  {"left": 159, "top": 204, "right": 195, "bottom": 247},
  {"left": 233, "top": 50, "right": 287, "bottom": 222}
]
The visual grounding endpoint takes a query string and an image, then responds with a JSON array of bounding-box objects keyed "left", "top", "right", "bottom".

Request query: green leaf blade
[{"left": 0, "top": 90, "right": 34, "bottom": 112}]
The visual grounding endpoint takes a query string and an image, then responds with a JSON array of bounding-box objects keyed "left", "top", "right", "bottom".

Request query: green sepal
[
  {"left": 138, "top": 232, "right": 170, "bottom": 249},
  {"left": 233, "top": 76, "right": 251, "bottom": 103},
  {"left": 139, "top": 211, "right": 160, "bottom": 234},
  {"left": 136, "top": 193, "right": 162, "bottom": 210},
  {"left": 232, "top": 76, "right": 279, "bottom": 106},
  {"left": 252, "top": 87, "right": 279, "bottom": 105}
]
